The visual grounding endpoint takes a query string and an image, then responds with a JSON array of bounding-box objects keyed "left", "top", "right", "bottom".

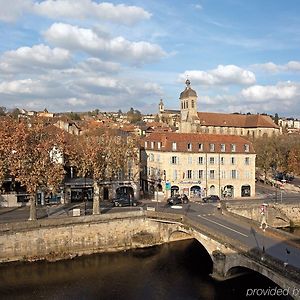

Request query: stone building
[
  {"left": 141, "top": 132, "right": 256, "bottom": 200},
  {"left": 159, "top": 80, "right": 280, "bottom": 138}
]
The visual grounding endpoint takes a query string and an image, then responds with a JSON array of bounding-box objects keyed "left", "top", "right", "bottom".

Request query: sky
[{"left": 0, "top": 0, "right": 300, "bottom": 118}]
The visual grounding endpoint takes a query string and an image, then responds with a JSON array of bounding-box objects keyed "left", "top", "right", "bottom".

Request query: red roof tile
[{"left": 142, "top": 132, "right": 255, "bottom": 154}]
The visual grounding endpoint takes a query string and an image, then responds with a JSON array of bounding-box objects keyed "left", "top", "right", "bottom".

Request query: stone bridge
[
  {"left": 146, "top": 211, "right": 300, "bottom": 299},
  {"left": 0, "top": 210, "right": 299, "bottom": 298}
]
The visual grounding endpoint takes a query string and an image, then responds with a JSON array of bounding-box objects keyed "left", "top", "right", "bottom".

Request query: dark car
[
  {"left": 112, "top": 195, "right": 137, "bottom": 207},
  {"left": 202, "top": 195, "right": 220, "bottom": 203},
  {"left": 167, "top": 194, "right": 189, "bottom": 205}
]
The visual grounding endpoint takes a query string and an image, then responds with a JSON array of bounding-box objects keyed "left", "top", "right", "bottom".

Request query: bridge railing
[{"left": 145, "top": 210, "right": 300, "bottom": 285}]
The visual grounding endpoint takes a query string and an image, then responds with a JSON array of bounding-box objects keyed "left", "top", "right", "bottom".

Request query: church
[{"left": 159, "top": 79, "right": 280, "bottom": 138}]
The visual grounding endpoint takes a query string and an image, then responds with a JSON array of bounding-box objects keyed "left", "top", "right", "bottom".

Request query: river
[{"left": 0, "top": 239, "right": 289, "bottom": 299}]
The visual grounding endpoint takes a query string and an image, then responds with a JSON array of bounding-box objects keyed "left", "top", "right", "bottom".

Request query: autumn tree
[{"left": 8, "top": 119, "right": 66, "bottom": 220}]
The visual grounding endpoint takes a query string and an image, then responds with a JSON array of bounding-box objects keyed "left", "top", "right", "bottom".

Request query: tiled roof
[
  {"left": 142, "top": 132, "right": 255, "bottom": 154},
  {"left": 197, "top": 112, "right": 279, "bottom": 129}
]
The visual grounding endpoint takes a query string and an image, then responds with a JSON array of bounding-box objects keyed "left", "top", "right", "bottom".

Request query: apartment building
[{"left": 141, "top": 132, "right": 256, "bottom": 200}]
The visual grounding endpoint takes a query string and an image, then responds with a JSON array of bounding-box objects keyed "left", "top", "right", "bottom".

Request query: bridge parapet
[{"left": 146, "top": 211, "right": 300, "bottom": 298}]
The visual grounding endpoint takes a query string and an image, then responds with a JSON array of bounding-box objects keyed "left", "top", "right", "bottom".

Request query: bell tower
[
  {"left": 159, "top": 99, "right": 165, "bottom": 113},
  {"left": 180, "top": 79, "right": 198, "bottom": 120}
]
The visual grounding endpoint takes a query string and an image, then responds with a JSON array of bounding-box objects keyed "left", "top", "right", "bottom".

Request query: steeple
[
  {"left": 180, "top": 79, "right": 198, "bottom": 118},
  {"left": 159, "top": 99, "right": 165, "bottom": 113}
]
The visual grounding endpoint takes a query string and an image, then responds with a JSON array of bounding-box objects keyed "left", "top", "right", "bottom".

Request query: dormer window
[
  {"left": 151, "top": 142, "right": 154, "bottom": 149},
  {"left": 209, "top": 143, "right": 215, "bottom": 152},
  {"left": 172, "top": 142, "right": 177, "bottom": 151},
  {"left": 158, "top": 142, "right": 161, "bottom": 150},
  {"left": 221, "top": 144, "right": 226, "bottom": 152},
  {"left": 198, "top": 143, "right": 203, "bottom": 151},
  {"left": 187, "top": 143, "right": 192, "bottom": 151},
  {"left": 231, "top": 144, "right": 236, "bottom": 152},
  {"left": 144, "top": 141, "right": 148, "bottom": 148},
  {"left": 244, "top": 144, "right": 249, "bottom": 152}
]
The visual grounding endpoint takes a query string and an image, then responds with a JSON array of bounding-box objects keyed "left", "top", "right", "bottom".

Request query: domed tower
[{"left": 179, "top": 79, "right": 199, "bottom": 133}]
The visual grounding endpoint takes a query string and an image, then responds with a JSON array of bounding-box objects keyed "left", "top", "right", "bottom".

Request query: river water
[{"left": 0, "top": 239, "right": 290, "bottom": 300}]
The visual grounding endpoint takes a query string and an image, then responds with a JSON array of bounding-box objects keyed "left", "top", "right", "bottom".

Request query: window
[
  {"left": 220, "top": 157, "right": 225, "bottom": 165},
  {"left": 209, "top": 157, "right": 215, "bottom": 164},
  {"left": 221, "top": 144, "right": 226, "bottom": 152},
  {"left": 172, "top": 142, "right": 177, "bottom": 151},
  {"left": 221, "top": 170, "right": 226, "bottom": 179},
  {"left": 187, "top": 170, "right": 192, "bottom": 179},
  {"left": 231, "top": 170, "right": 237, "bottom": 179},
  {"left": 188, "top": 156, "right": 193, "bottom": 164},
  {"left": 209, "top": 143, "right": 215, "bottom": 152},
  {"left": 187, "top": 143, "right": 192, "bottom": 151},
  {"left": 198, "top": 143, "right": 203, "bottom": 151},
  {"left": 231, "top": 144, "right": 236, "bottom": 152},
  {"left": 186, "top": 101, "right": 188, "bottom": 109},
  {"left": 171, "top": 156, "right": 178, "bottom": 164},
  {"left": 157, "top": 154, "right": 160, "bottom": 162},
  {"left": 244, "top": 171, "right": 250, "bottom": 179},
  {"left": 198, "top": 170, "right": 204, "bottom": 179},
  {"left": 149, "top": 153, "right": 154, "bottom": 162},
  {"left": 198, "top": 156, "right": 204, "bottom": 164},
  {"left": 173, "top": 170, "right": 178, "bottom": 180},
  {"left": 157, "top": 142, "right": 161, "bottom": 150},
  {"left": 231, "top": 157, "right": 235, "bottom": 165},
  {"left": 144, "top": 141, "right": 148, "bottom": 148},
  {"left": 192, "top": 100, "right": 194, "bottom": 108},
  {"left": 210, "top": 170, "right": 215, "bottom": 179},
  {"left": 244, "top": 144, "right": 250, "bottom": 152},
  {"left": 181, "top": 102, "right": 183, "bottom": 109},
  {"left": 245, "top": 157, "right": 250, "bottom": 165},
  {"left": 151, "top": 141, "right": 154, "bottom": 149}
]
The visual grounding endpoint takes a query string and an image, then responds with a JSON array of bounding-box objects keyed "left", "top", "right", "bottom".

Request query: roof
[
  {"left": 142, "top": 132, "right": 255, "bottom": 154},
  {"left": 197, "top": 112, "right": 279, "bottom": 129},
  {"left": 179, "top": 87, "right": 197, "bottom": 99}
]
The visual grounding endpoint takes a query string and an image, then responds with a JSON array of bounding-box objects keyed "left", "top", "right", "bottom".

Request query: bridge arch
[
  {"left": 168, "top": 229, "right": 193, "bottom": 242},
  {"left": 225, "top": 258, "right": 293, "bottom": 293}
]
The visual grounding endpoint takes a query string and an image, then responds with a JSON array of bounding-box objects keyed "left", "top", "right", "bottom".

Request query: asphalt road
[
  {"left": 147, "top": 200, "right": 300, "bottom": 271},
  {"left": 1, "top": 194, "right": 300, "bottom": 272}
]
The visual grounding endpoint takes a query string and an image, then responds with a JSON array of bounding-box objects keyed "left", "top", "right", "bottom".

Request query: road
[
  {"left": 147, "top": 200, "right": 300, "bottom": 271},
  {"left": 1, "top": 196, "right": 300, "bottom": 272}
]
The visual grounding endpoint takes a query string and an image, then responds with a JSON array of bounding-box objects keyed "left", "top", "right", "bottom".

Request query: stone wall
[
  {"left": 0, "top": 211, "right": 190, "bottom": 263},
  {"left": 224, "top": 201, "right": 300, "bottom": 228}
]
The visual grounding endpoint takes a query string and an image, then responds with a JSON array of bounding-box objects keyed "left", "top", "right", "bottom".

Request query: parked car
[
  {"left": 202, "top": 195, "right": 220, "bottom": 203},
  {"left": 274, "top": 172, "right": 294, "bottom": 183},
  {"left": 112, "top": 195, "right": 137, "bottom": 207},
  {"left": 167, "top": 194, "right": 189, "bottom": 205}
]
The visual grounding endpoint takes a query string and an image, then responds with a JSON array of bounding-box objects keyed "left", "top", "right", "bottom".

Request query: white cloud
[
  {"left": 44, "top": 23, "right": 166, "bottom": 64},
  {"left": 0, "top": 79, "right": 45, "bottom": 95},
  {"left": 241, "top": 81, "right": 300, "bottom": 102},
  {"left": 33, "top": 0, "right": 151, "bottom": 25},
  {"left": 179, "top": 65, "right": 256, "bottom": 86},
  {"left": 253, "top": 60, "right": 300, "bottom": 74},
  {"left": 0, "top": 44, "right": 71, "bottom": 73},
  {"left": 0, "top": 0, "right": 31, "bottom": 22},
  {"left": 194, "top": 4, "right": 203, "bottom": 10},
  {"left": 0, "top": 0, "right": 151, "bottom": 25},
  {"left": 67, "top": 98, "right": 86, "bottom": 106}
]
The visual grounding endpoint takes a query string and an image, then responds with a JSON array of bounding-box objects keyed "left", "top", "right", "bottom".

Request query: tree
[
  {"left": 66, "top": 112, "right": 81, "bottom": 121},
  {"left": 274, "top": 113, "right": 279, "bottom": 125},
  {"left": 8, "top": 119, "right": 66, "bottom": 220},
  {"left": 127, "top": 108, "right": 142, "bottom": 124},
  {"left": 0, "top": 107, "right": 6, "bottom": 116}
]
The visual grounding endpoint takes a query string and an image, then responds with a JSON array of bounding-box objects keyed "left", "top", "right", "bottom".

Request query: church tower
[
  {"left": 179, "top": 79, "right": 199, "bottom": 133},
  {"left": 159, "top": 99, "right": 165, "bottom": 113}
]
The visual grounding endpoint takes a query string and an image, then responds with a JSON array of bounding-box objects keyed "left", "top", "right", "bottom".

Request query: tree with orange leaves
[{"left": 8, "top": 118, "right": 66, "bottom": 220}]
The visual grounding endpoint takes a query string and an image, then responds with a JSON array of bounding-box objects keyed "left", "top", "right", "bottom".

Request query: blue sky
[{"left": 0, "top": 0, "right": 300, "bottom": 118}]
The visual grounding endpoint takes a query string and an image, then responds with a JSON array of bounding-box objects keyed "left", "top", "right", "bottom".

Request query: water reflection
[{"left": 0, "top": 239, "right": 289, "bottom": 300}]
